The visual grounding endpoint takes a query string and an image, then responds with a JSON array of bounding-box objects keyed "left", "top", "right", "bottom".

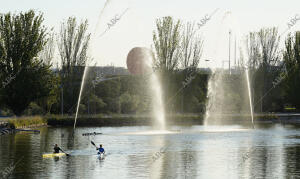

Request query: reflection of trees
[
  {"left": 10, "top": 134, "right": 32, "bottom": 178},
  {"left": 284, "top": 146, "right": 300, "bottom": 177},
  {"left": 235, "top": 141, "right": 287, "bottom": 178},
  {"left": 147, "top": 135, "right": 198, "bottom": 178}
]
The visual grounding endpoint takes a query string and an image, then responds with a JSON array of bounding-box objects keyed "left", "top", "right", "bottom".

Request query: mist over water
[
  {"left": 204, "top": 12, "right": 253, "bottom": 126},
  {"left": 150, "top": 72, "right": 165, "bottom": 130}
]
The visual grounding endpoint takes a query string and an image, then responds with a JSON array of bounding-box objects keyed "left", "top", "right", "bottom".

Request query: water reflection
[{"left": 1, "top": 125, "right": 300, "bottom": 178}]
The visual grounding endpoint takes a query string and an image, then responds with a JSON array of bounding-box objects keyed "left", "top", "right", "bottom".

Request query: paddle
[
  {"left": 91, "top": 141, "right": 97, "bottom": 149},
  {"left": 60, "top": 148, "right": 70, "bottom": 156},
  {"left": 91, "top": 141, "right": 106, "bottom": 157}
]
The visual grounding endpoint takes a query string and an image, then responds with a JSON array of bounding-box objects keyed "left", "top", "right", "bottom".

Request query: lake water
[{"left": 1, "top": 124, "right": 300, "bottom": 178}]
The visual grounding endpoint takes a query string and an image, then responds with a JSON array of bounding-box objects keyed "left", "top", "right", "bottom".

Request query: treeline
[
  {"left": 247, "top": 29, "right": 300, "bottom": 112},
  {"left": 0, "top": 10, "right": 300, "bottom": 116},
  {"left": 0, "top": 10, "right": 89, "bottom": 116},
  {"left": 76, "top": 71, "right": 208, "bottom": 115}
]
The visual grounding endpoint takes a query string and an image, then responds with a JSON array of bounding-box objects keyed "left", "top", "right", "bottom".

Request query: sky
[{"left": 1, "top": 0, "right": 300, "bottom": 68}]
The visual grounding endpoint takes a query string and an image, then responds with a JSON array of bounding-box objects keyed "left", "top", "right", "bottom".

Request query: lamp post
[
  {"left": 205, "top": 59, "right": 210, "bottom": 68},
  {"left": 204, "top": 59, "right": 210, "bottom": 74}
]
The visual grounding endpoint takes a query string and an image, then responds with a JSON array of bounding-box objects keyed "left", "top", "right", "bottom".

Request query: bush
[
  {"left": 0, "top": 108, "right": 13, "bottom": 116},
  {"left": 4, "top": 116, "right": 46, "bottom": 128},
  {"left": 23, "top": 102, "right": 45, "bottom": 116}
]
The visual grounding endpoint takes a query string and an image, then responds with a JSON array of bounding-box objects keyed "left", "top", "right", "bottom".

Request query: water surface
[{"left": 1, "top": 125, "right": 300, "bottom": 178}]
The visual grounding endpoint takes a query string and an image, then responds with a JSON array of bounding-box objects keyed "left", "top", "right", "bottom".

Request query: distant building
[
  {"left": 89, "top": 66, "right": 129, "bottom": 77},
  {"left": 51, "top": 66, "right": 129, "bottom": 77}
]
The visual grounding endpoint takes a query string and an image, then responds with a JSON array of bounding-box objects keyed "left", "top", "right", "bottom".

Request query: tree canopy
[{"left": 0, "top": 10, "right": 58, "bottom": 115}]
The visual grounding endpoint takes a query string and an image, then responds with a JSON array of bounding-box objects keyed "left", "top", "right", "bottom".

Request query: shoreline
[{"left": 1, "top": 113, "right": 300, "bottom": 129}]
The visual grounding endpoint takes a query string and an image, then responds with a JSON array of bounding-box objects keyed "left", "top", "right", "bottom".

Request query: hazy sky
[{"left": 1, "top": 0, "right": 300, "bottom": 68}]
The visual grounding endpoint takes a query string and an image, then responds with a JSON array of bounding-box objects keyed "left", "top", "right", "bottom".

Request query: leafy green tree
[
  {"left": 283, "top": 31, "right": 300, "bottom": 110},
  {"left": 246, "top": 27, "right": 281, "bottom": 112},
  {"left": 152, "top": 17, "right": 205, "bottom": 113},
  {"left": 0, "top": 10, "right": 58, "bottom": 115},
  {"left": 153, "top": 16, "right": 182, "bottom": 73},
  {"left": 180, "top": 22, "right": 203, "bottom": 70},
  {"left": 120, "top": 91, "right": 139, "bottom": 113},
  {"left": 95, "top": 79, "right": 120, "bottom": 113},
  {"left": 57, "top": 17, "right": 91, "bottom": 114},
  {"left": 179, "top": 22, "right": 203, "bottom": 112},
  {"left": 88, "top": 94, "right": 106, "bottom": 114},
  {"left": 36, "top": 32, "right": 60, "bottom": 114}
]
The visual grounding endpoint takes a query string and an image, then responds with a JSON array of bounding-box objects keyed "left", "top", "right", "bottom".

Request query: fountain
[
  {"left": 204, "top": 11, "right": 255, "bottom": 127},
  {"left": 245, "top": 68, "right": 255, "bottom": 128},
  {"left": 126, "top": 47, "right": 166, "bottom": 130},
  {"left": 73, "top": 0, "right": 167, "bottom": 131},
  {"left": 149, "top": 73, "right": 166, "bottom": 130},
  {"left": 74, "top": 0, "right": 127, "bottom": 129},
  {"left": 74, "top": 66, "right": 89, "bottom": 129}
]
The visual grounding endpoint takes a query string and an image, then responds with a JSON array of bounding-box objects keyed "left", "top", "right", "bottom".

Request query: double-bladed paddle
[
  {"left": 91, "top": 141, "right": 97, "bottom": 149},
  {"left": 60, "top": 148, "right": 70, "bottom": 156}
]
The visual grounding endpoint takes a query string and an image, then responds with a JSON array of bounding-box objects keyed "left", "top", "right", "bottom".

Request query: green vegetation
[
  {"left": 0, "top": 113, "right": 278, "bottom": 129},
  {"left": 57, "top": 17, "right": 91, "bottom": 115},
  {"left": 282, "top": 32, "right": 300, "bottom": 110},
  {"left": 0, "top": 11, "right": 300, "bottom": 121},
  {"left": 246, "top": 29, "right": 300, "bottom": 112},
  {"left": 0, "top": 10, "right": 58, "bottom": 115},
  {"left": 1, "top": 116, "right": 46, "bottom": 128},
  {"left": 46, "top": 114, "right": 203, "bottom": 126}
]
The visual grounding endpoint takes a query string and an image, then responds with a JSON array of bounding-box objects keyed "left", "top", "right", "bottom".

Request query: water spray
[{"left": 245, "top": 68, "right": 255, "bottom": 129}]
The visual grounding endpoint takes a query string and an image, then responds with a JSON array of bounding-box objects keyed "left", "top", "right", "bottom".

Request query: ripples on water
[{"left": 1, "top": 125, "right": 300, "bottom": 178}]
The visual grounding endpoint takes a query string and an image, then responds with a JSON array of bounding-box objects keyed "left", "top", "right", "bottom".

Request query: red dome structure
[{"left": 126, "top": 47, "right": 153, "bottom": 75}]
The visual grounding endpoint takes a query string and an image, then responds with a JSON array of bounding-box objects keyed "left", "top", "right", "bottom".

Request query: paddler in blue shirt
[{"left": 96, "top": 144, "right": 105, "bottom": 155}]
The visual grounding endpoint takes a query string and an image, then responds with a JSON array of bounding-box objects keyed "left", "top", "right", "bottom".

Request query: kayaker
[
  {"left": 53, "top": 144, "right": 63, "bottom": 153},
  {"left": 96, "top": 144, "right": 105, "bottom": 155}
]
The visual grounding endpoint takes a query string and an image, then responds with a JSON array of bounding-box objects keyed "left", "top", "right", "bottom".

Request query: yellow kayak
[{"left": 43, "top": 153, "right": 66, "bottom": 158}]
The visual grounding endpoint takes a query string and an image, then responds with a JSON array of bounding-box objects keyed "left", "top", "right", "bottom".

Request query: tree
[
  {"left": 0, "top": 10, "right": 58, "bottom": 115},
  {"left": 95, "top": 79, "right": 120, "bottom": 113},
  {"left": 36, "top": 32, "right": 60, "bottom": 114},
  {"left": 58, "top": 17, "right": 90, "bottom": 73},
  {"left": 120, "top": 92, "right": 139, "bottom": 113},
  {"left": 39, "top": 31, "right": 55, "bottom": 66},
  {"left": 283, "top": 31, "right": 300, "bottom": 110},
  {"left": 57, "top": 17, "right": 91, "bottom": 114},
  {"left": 246, "top": 32, "right": 261, "bottom": 70},
  {"left": 180, "top": 22, "right": 203, "bottom": 71},
  {"left": 153, "top": 16, "right": 182, "bottom": 73},
  {"left": 179, "top": 22, "right": 203, "bottom": 112},
  {"left": 246, "top": 28, "right": 281, "bottom": 112}
]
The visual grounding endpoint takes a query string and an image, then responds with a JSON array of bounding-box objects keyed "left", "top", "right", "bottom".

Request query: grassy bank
[
  {"left": 46, "top": 114, "right": 203, "bottom": 127},
  {"left": 0, "top": 113, "right": 284, "bottom": 129},
  {"left": 0, "top": 114, "right": 203, "bottom": 128},
  {"left": 0, "top": 116, "right": 47, "bottom": 128},
  {"left": 255, "top": 114, "right": 279, "bottom": 121}
]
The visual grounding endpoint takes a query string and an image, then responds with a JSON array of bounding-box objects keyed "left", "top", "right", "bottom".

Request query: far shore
[{"left": 1, "top": 113, "right": 300, "bottom": 130}]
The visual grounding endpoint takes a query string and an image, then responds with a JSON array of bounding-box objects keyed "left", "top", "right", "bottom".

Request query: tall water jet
[
  {"left": 204, "top": 69, "right": 225, "bottom": 125},
  {"left": 74, "top": 67, "right": 89, "bottom": 129},
  {"left": 127, "top": 47, "right": 165, "bottom": 130},
  {"left": 204, "top": 64, "right": 253, "bottom": 126},
  {"left": 74, "top": 0, "right": 117, "bottom": 129},
  {"left": 245, "top": 68, "right": 254, "bottom": 128},
  {"left": 149, "top": 73, "right": 166, "bottom": 130}
]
